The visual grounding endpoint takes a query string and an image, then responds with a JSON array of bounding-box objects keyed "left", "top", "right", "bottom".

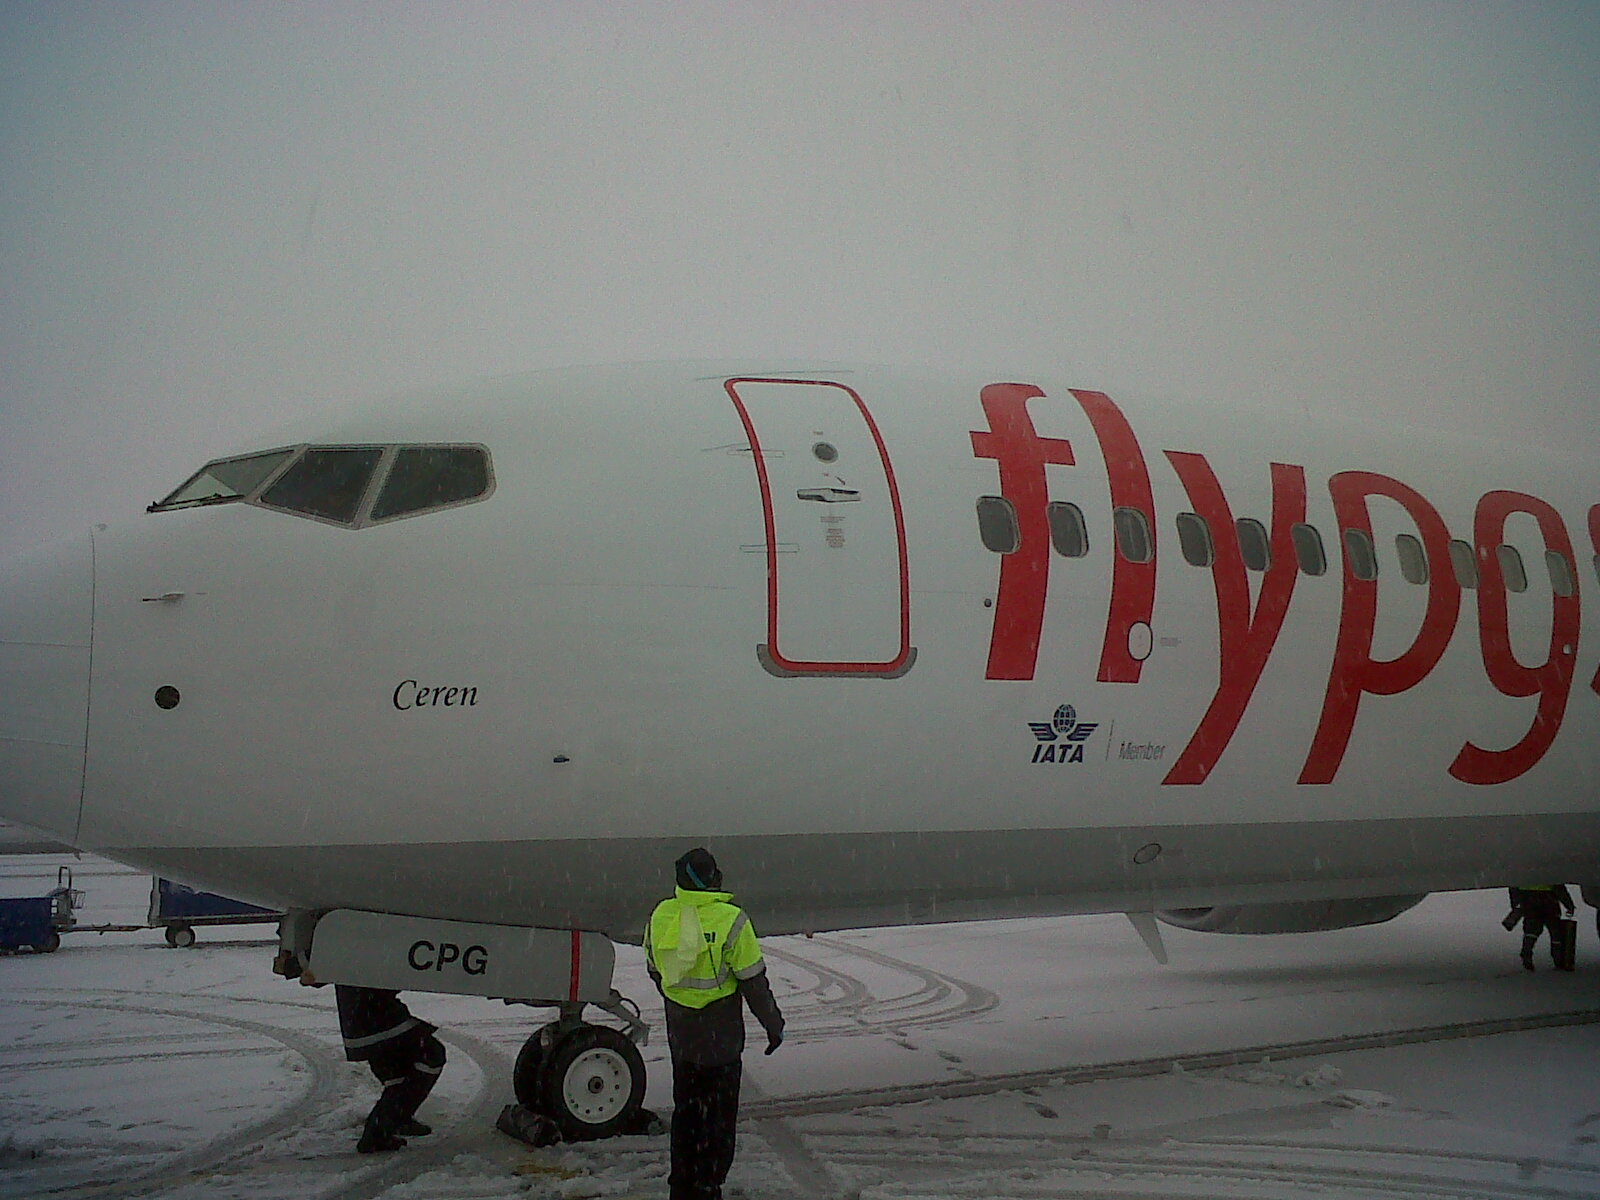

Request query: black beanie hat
[{"left": 675, "top": 847, "right": 722, "bottom": 891}]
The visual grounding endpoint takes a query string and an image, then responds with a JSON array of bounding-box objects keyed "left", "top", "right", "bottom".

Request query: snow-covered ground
[{"left": 2, "top": 854, "right": 1597, "bottom": 1200}]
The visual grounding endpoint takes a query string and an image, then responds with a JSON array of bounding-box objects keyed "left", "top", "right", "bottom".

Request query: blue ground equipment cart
[
  {"left": 150, "top": 878, "right": 282, "bottom": 947},
  {"left": 0, "top": 866, "right": 83, "bottom": 953}
]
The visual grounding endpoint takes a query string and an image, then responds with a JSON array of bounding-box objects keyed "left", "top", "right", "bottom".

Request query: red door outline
[{"left": 724, "top": 377, "right": 914, "bottom": 677}]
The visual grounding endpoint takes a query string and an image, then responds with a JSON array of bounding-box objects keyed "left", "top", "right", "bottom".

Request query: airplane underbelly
[{"left": 118, "top": 808, "right": 1600, "bottom": 938}]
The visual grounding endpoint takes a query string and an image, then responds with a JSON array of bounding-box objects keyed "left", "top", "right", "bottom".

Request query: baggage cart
[
  {"left": 149, "top": 878, "right": 281, "bottom": 947},
  {"left": 0, "top": 866, "right": 83, "bottom": 953}
]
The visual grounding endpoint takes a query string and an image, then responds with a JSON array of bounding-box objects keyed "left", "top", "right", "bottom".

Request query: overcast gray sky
[{"left": 3, "top": 2, "right": 1597, "bottom": 558}]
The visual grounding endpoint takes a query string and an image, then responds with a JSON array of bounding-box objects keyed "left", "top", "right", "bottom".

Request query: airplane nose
[{"left": 0, "top": 533, "right": 94, "bottom": 845}]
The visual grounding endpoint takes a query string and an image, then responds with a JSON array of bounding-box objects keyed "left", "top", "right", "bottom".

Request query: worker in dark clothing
[
  {"left": 645, "top": 848, "right": 784, "bottom": 1200},
  {"left": 1508, "top": 886, "right": 1576, "bottom": 971},
  {"left": 335, "top": 985, "right": 447, "bottom": 1153}
]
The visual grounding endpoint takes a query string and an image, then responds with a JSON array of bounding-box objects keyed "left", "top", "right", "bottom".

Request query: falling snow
[{"left": 2, "top": 854, "right": 1597, "bottom": 1199}]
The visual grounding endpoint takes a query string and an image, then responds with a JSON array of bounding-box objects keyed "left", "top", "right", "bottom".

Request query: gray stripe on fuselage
[{"left": 114, "top": 813, "right": 1600, "bottom": 942}]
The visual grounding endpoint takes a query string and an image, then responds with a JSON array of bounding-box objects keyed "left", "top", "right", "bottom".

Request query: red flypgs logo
[{"left": 970, "top": 384, "right": 1595, "bottom": 788}]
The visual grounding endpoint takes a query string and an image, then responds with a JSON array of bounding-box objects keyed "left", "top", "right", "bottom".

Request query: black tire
[
  {"left": 165, "top": 925, "right": 196, "bottom": 948},
  {"left": 511, "top": 1023, "right": 554, "bottom": 1109},
  {"left": 537, "top": 1025, "right": 645, "bottom": 1142},
  {"left": 37, "top": 933, "right": 61, "bottom": 953}
]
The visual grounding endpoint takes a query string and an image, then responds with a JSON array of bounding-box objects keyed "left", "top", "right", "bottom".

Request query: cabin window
[
  {"left": 1395, "top": 533, "right": 1429, "bottom": 585},
  {"left": 370, "top": 446, "right": 492, "bottom": 522},
  {"left": 1236, "top": 518, "right": 1270, "bottom": 572},
  {"left": 1343, "top": 529, "right": 1378, "bottom": 581},
  {"left": 1497, "top": 545, "right": 1528, "bottom": 593},
  {"left": 976, "top": 496, "right": 1019, "bottom": 554},
  {"left": 1449, "top": 539, "right": 1478, "bottom": 588},
  {"left": 1546, "top": 550, "right": 1576, "bottom": 599},
  {"left": 1046, "top": 501, "right": 1089, "bottom": 558},
  {"left": 1291, "top": 523, "right": 1326, "bottom": 576},
  {"left": 150, "top": 448, "right": 296, "bottom": 511},
  {"left": 1175, "top": 513, "right": 1213, "bottom": 567},
  {"left": 1113, "top": 507, "right": 1153, "bottom": 564},
  {"left": 259, "top": 447, "right": 384, "bottom": 525}
]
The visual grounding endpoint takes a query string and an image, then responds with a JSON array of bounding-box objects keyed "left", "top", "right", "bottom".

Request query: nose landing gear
[
  {"left": 511, "top": 994, "right": 651, "bottom": 1142},
  {"left": 277, "top": 912, "right": 656, "bottom": 1145}
]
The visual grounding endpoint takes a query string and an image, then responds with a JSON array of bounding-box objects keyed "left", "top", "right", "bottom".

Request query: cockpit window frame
[
  {"left": 149, "top": 442, "right": 495, "bottom": 529},
  {"left": 255, "top": 444, "right": 389, "bottom": 528},
  {"left": 363, "top": 444, "right": 496, "bottom": 527},
  {"left": 148, "top": 445, "right": 304, "bottom": 512}
]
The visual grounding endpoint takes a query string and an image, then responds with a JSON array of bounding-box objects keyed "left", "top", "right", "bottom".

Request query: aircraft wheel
[
  {"left": 165, "top": 924, "right": 196, "bottom": 948},
  {"left": 538, "top": 1025, "right": 644, "bottom": 1142}
]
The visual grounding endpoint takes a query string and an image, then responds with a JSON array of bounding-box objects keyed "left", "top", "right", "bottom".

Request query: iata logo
[{"left": 1028, "top": 704, "right": 1099, "bottom": 764}]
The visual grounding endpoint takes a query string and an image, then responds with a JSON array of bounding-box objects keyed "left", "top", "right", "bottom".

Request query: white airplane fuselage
[{"left": 3, "top": 363, "right": 1597, "bottom": 941}]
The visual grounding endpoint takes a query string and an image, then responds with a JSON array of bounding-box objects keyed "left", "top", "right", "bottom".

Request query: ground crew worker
[
  {"left": 334, "top": 984, "right": 447, "bottom": 1153},
  {"left": 645, "top": 848, "right": 784, "bottom": 1200},
  {"left": 1508, "top": 886, "right": 1575, "bottom": 971}
]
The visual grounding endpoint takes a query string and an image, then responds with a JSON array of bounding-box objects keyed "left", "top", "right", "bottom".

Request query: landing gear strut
[
  {"left": 512, "top": 994, "right": 649, "bottom": 1142},
  {"left": 280, "top": 911, "right": 652, "bottom": 1143}
]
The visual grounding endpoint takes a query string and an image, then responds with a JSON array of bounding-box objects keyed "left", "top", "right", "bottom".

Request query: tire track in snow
[
  {"left": 745, "top": 1006, "right": 1600, "bottom": 1119},
  {"left": 855, "top": 1150, "right": 1598, "bottom": 1200},
  {"left": 0, "top": 1025, "right": 273, "bottom": 1072},
  {"left": 747, "top": 1010, "right": 1600, "bottom": 1200},
  {"left": 823, "top": 1126, "right": 1600, "bottom": 1200},
  {"left": 765, "top": 943, "right": 873, "bottom": 1013},
  {"left": 5, "top": 1044, "right": 282, "bottom": 1072},
  {"left": 4, "top": 993, "right": 350, "bottom": 1200},
  {"left": 739, "top": 938, "right": 999, "bottom": 1200},
  {"left": 314, "top": 1026, "right": 514, "bottom": 1200},
  {"left": 766, "top": 935, "right": 998, "bottom": 1040},
  {"left": 7, "top": 988, "right": 525, "bottom": 1200}
]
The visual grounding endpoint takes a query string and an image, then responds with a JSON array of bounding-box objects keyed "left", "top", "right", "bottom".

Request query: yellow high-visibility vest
[{"left": 645, "top": 887, "right": 766, "bottom": 1009}]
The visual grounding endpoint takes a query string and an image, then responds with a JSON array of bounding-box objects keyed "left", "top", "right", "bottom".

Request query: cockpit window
[
  {"left": 152, "top": 442, "right": 494, "bottom": 527},
  {"left": 370, "top": 446, "right": 491, "bottom": 521},
  {"left": 258, "top": 447, "right": 385, "bottom": 524},
  {"left": 150, "top": 448, "right": 296, "bottom": 511}
]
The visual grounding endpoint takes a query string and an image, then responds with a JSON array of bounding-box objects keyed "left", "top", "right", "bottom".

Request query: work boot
[
  {"left": 1521, "top": 955, "right": 1535, "bottom": 971},
  {"left": 397, "top": 1118, "right": 433, "bottom": 1136},
  {"left": 357, "top": 1120, "right": 407, "bottom": 1154}
]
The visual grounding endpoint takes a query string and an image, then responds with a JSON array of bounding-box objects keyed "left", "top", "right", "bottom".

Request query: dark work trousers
[
  {"left": 364, "top": 1031, "right": 446, "bottom": 1136},
  {"left": 669, "top": 1059, "right": 742, "bottom": 1200},
  {"left": 1521, "top": 904, "right": 1569, "bottom": 966}
]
